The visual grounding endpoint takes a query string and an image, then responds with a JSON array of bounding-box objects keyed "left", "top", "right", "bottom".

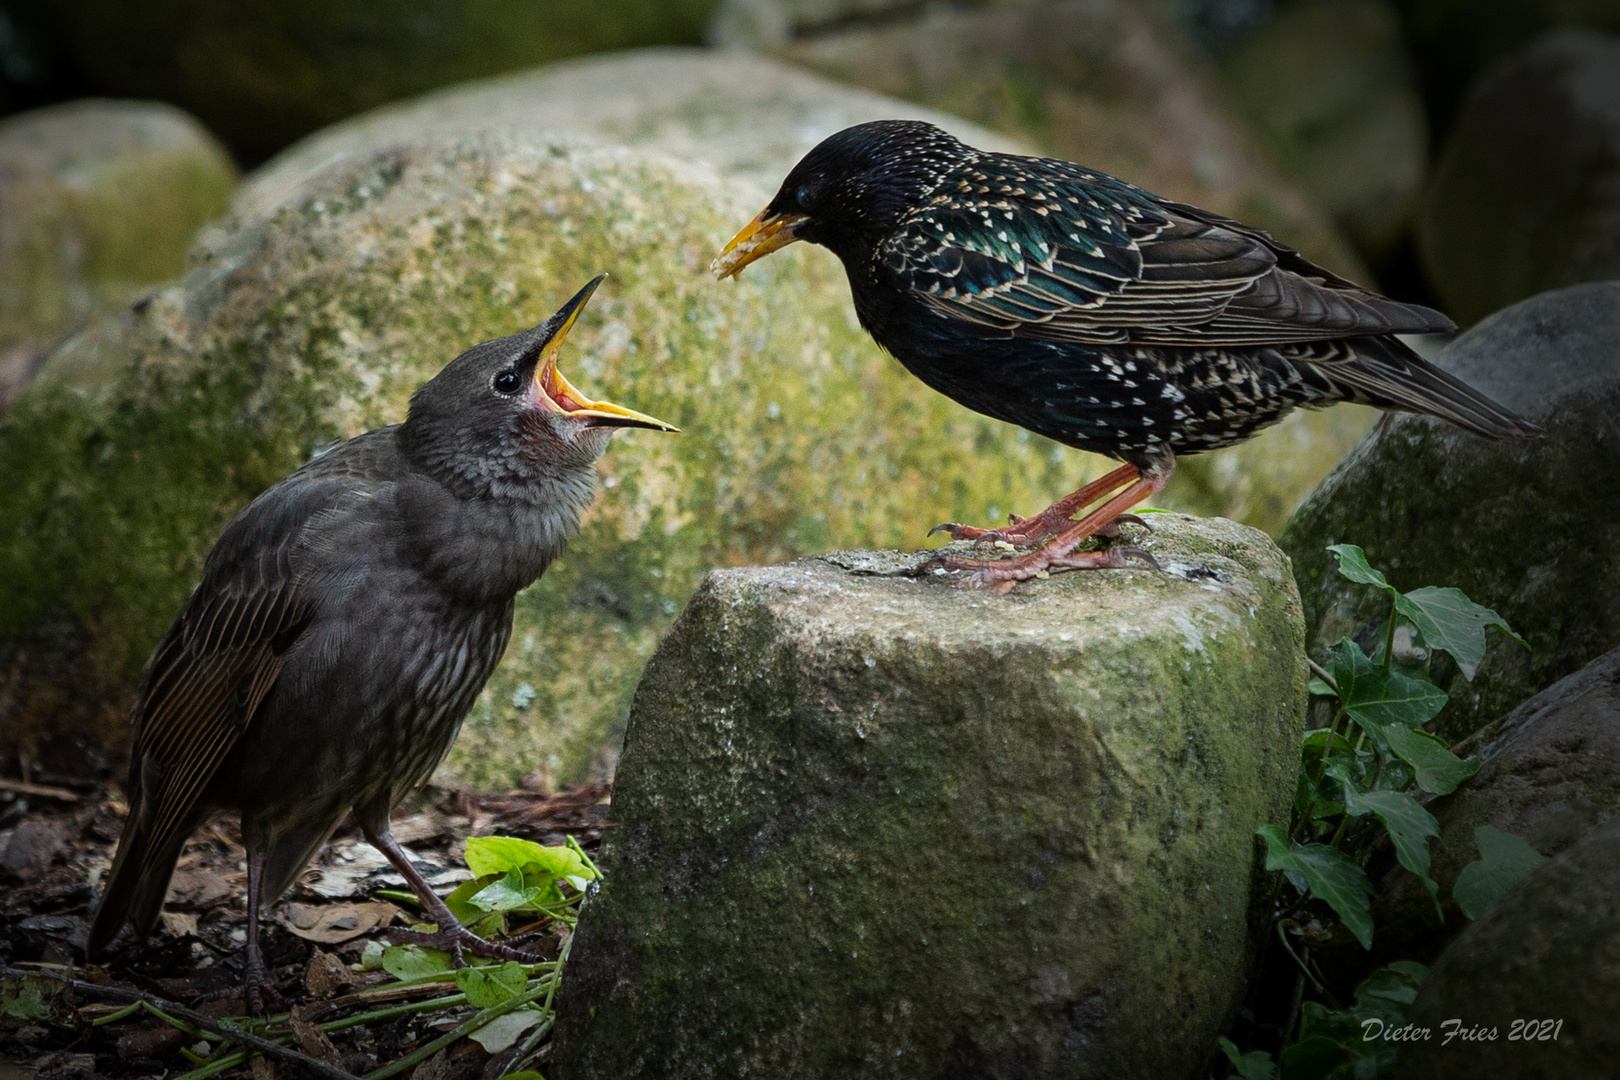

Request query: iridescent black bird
[
  {"left": 87, "top": 276, "right": 675, "bottom": 1010},
  {"left": 713, "top": 121, "right": 1540, "bottom": 588}
]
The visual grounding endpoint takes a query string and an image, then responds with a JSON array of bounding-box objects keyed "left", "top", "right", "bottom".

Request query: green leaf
[
  {"left": 1355, "top": 963, "right": 1426, "bottom": 1010},
  {"left": 1454, "top": 826, "right": 1546, "bottom": 919},
  {"left": 1, "top": 974, "right": 56, "bottom": 1024},
  {"left": 1345, "top": 789, "right": 1441, "bottom": 916},
  {"left": 1328, "top": 544, "right": 1392, "bottom": 592},
  {"left": 381, "top": 944, "right": 454, "bottom": 981},
  {"left": 470, "top": 1007, "right": 546, "bottom": 1053},
  {"left": 1308, "top": 676, "right": 1338, "bottom": 698},
  {"left": 1395, "top": 587, "right": 1527, "bottom": 679},
  {"left": 454, "top": 961, "right": 528, "bottom": 1008},
  {"left": 1384, "top": 725, "right": 1479, "bottom": 796},
  {"left": 500, "top": 1073, "right": 547, "bottom": 1080},
  {"left": 1257, "top": 825, "right": 1376, "bottom": 949},
  {"left": 1328, "top": 639, "right": 1447, "bottom": 736},
  {"left": 1218, "top": 1036, "right": 1276, "bottom": 1080},
  {"left": 468, "top": 868, "right": 544, "bottom": 914},
  {"left": 465, "top": 835, "right": 594, "bottom": 882}
]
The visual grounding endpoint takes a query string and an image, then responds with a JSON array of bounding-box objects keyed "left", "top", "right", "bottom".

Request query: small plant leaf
[
  {"left": 1328, "top": 544, "right": 1393, "bottom": 592},
  {"left": 381, "top": 944, "right": 454, "bottom": 981},
  {"left": 1328, "top": 638, "right": 1447, "bottom": 734},
  {"left": 1395, "top": 587, "right": 1527, "bottom": 679},
  {"left": 1454, "top": 826, "right": 1546, "bottom": 919},
  {"left": 1346, "top": 789, "right": 1441, "bottom": 915},
  {"left": 1308, "top": 676, "right": 1337, "bottom": 698},
  {"left": 1218, "top": 1036, "right": 1276, "bottom": 1080},
  {"left": 454, "top": 961, "right": 528, "bottom": 1007},
  {"left": 1384, "top": 725, "right": 1479, "bottom": 795},
  {"left": 465, "top": 835, "right": 594, "bottom": 882},
  {"left": 468, "top": 868, "right": 544, "bottom": 914},
  {"left": 1258, "top": 825, "right": 1376, "bottom": 949},
  {"left": 468, "top": 1006, "right": 545, "bottom": 1052}
]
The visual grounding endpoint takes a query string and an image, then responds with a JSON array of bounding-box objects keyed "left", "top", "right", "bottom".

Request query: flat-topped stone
[{"left": 553, "top": 514, "right": 1305, "bottom": 1079}]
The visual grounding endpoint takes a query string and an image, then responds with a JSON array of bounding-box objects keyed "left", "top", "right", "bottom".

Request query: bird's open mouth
[
  {"left": 533, "top": 277, "right": 677, "bottom": 432},
  {"left": 711, "top": 210, "right": 809, "bottom": 280}
]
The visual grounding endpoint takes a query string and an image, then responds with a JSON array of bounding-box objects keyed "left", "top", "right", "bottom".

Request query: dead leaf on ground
[
  {"left": 290, "top": 1004, "right": 344, "bottom": 1065},
  {"left": 156, "top": 911, "right": 198, "bottom": 938},
  {"left": 249, "top": 1056, "right": 280, "bottom": 1080},
  {"left": 165, "top": 870, "right": 234, "bottom": 908},
  {"left": 282, "top": 901, "right": 398, "bottom": 943},
  {"left": 304, "top": 949, "right": 364, "bottom": 998}
]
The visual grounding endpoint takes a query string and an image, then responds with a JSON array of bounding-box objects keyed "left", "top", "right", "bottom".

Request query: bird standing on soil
[
  {"left": 713, "top": 121, "right": 1541, "bottom": 589},
  {"left": 87, "top": 276, "right": 675, "bottom": 1009}
]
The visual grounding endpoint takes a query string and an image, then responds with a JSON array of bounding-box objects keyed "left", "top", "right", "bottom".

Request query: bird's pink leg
[
  {"left": 929, "top": 460, "right": 1172, "bottom": 592},
  {"left": 930, "top": 462, "right": 1148, "bottom": 545},
  {"left": 364, "top": 824, "right": 539, "bottom": 967}
]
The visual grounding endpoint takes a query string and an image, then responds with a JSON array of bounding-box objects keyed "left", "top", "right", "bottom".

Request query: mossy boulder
[
  {"left": 553, "top": 516, "right": 1305, "bottom": 1079},
  {"left": 0, "top": 98, "right": 238, "bottom": 409},
  {"left": 1418, "top": 30, "right": 1620, "bottom": 326},
  {"left": 1396, "top": 822, "right": 1620, "bottom": 1079},
  {"left": 46, "top": 0, "right": 721, "bottom": 161},
  {"left": 0, "top": 132, "right": 1108, "bottom": 788},
  {"left": 1220, "top": 0, "right": 1427, "bottom": 266},
  {"left": 1279, "top": 282, "right": 1620, "bottom": 745},
  {"left": 1371, "top": 646, "right": 1620, "bottom": 967}
]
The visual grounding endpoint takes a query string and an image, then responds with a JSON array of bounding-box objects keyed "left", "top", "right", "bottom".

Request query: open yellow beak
[
  {"left": 535, "top": 276, "right": 678, "bottom": 432},
  {"left": 710, "top": 210, "right": 810, "bottom": 280}
]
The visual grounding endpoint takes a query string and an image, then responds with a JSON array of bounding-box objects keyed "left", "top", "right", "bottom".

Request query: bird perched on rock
[
  {"left": 87, "top": 276, "right": 674, "bottom": 1009},
  {"left": 713, "top": 120, "right": 1541, "bottom": 589}
]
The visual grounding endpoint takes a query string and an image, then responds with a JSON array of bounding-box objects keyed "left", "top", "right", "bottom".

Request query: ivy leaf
[
  {"left": 454, "top": 961, "right": 528, "bottom": 1008},
  {"left": 1327, "top": 544, "right": 1392, "bottom": 592},
  {"left": 1346, "top": 789, "right": 1441, "bottom": 916},
  {"left": 1218, "top": 1036, "right": 1276, "bottom": 1080},
  {"left": 464, "top": 835, "right": 594, "bottom": 882},
  {"left": 1257, "top": 825, "right": 1376, "bottom": 949},
  {"left": 467, "top": 868, "right": 544, "bottom": 914},
  {"left": 1454, "top": 826, "right": 1546, "bottom": 919},
  {"left": 1383, "top": 725, "right": 1479, "bottom": 796},
  {"left": 1308, "top": 676, "right": 1337, "bottom": 698},
  {"left": 381, "top": 944, "right": 454, "bottom": 981},
  {"left": 1395, "top": 587, "right": 1527, "bottom": 680},
  {"left": 1327, "top": 638, "right": 1447, "bottom": 736}
]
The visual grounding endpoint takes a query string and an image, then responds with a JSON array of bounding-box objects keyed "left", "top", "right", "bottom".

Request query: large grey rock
[
  {"left": 1279, "top": 283, "right": 1620, "bottom": 745},
  {"left": 1220, "top": 0, "right": 1427, "bottom": 265},
  {"left": 234, "top": 47, "right": 1025, "bottom": 221},
  {"left": 47, "top": 0, "right": 721, "bottom": 161},
  {"left": 0, "top": 116, "right": 1095, "bottom": 789},
  {"left": 1396, "top": 823, "right": 1620, "bottom": 1079},
  {"left": 0, "top": 99, "right": 238, "bottom": 410},
  {"left": 553, "top": 516, "right": 1305, "bottom": 1079},
  {"left": 1419, "top": 31, "right": 1620, "bottom": 326},
  {"left": 1372, "top": 646, "right": 1620, "bottom": 963}
]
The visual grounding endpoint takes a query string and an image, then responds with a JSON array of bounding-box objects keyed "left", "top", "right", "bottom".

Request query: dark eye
[
  {"left": 493, "top": 369, "right": 522, "bottom": 394},
  {"left": 795, "top": 185, "right": 815, "bottom": 209}
]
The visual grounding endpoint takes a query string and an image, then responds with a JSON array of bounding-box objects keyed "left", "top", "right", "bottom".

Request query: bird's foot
[
  {"left": 385, "top": 922, "right": 542, "bottom": 968},
  {"left": 930, "top": 512, "right": 1148, "bottom": 546},
  {"left": 928, "top": 543, "right": 1159, "bottom": 593},
  {"left": 192, "top": 967, "right": 285, "bottom": 1018}
]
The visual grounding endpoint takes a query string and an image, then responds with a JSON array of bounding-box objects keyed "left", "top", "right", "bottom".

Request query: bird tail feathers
[{"left": 1329, "top": 336, "right": 1543, "bottom": 440}]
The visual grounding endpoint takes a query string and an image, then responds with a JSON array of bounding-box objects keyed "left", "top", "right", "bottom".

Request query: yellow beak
[
  {"left": 536, "top": 276, "right": 679, "bottom": 432},
  {"left": 710, "top": 210, "right": 810, "bottom": 280}
]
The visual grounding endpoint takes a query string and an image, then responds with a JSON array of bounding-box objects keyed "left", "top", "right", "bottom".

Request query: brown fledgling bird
[
  {"left": 713, "top": 121, "right": 1541, "bottom": 589},
  {"left": 87, "top": 276, "right": 674, "bottom": 1008}
]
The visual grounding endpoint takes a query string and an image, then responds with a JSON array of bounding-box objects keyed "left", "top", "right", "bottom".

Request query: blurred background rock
[{"left": 2, "top": 0, "right": 1615, "bottom": 785}]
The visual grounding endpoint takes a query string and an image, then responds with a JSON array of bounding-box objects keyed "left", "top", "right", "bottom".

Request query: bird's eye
[
  {"left": 493, "top": 369, "right": 523, "bottom": 394},
  {"left": 795, "top": 185, "right": 815, "bottom": 209}
]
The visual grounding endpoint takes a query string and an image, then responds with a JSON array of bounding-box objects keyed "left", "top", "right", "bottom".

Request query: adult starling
[
  {"left": 87, "top": 276, "right": 674, "bottom": 1008},
  {"left": 713, "top": 121, "right": 1541, "bottom": 588}
]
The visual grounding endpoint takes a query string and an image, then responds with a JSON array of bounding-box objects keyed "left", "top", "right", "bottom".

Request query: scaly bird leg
[
  {"left": 364, "top": 823, "right": 539, "bottom": 968},
  {"left": 240, "top": 847, "right": 284, "bottom": 1016},
  {"left": 929, "top": 463, "right": 1148, "bottom": 546},
  {"left": 929, "top": 460, "right": 1172, "bottom": 592}
]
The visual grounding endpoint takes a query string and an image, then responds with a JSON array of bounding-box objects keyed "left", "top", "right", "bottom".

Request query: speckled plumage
[{"left": 730, "top": 120, "right": 1539, "bottom": 470}]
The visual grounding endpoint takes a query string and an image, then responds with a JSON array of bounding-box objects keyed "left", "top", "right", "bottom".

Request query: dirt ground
[{"left": 0, "top": 775, "right": 613, "bottom": 1080}]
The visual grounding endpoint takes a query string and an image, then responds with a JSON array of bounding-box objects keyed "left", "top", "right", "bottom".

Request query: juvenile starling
[
  {"left": 87, "top": 276, "right": 675, "bottom": 1008},
  {"left": 713, "top": 121, "right": 1541, "bottom": 588}
]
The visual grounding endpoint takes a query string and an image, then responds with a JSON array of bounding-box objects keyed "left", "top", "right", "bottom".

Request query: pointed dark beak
[{"left": 530, "top": 275, "right": 678, "bottom": 432}]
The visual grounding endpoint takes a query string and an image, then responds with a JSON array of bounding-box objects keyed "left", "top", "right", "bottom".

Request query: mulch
[{"left": 0, "top": 776, "right": 614, "bottom": 1080}]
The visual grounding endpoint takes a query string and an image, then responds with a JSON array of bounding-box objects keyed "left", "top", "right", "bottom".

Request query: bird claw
[{"left": 385, "top": 924, "right": 542, "bottom": 968}]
